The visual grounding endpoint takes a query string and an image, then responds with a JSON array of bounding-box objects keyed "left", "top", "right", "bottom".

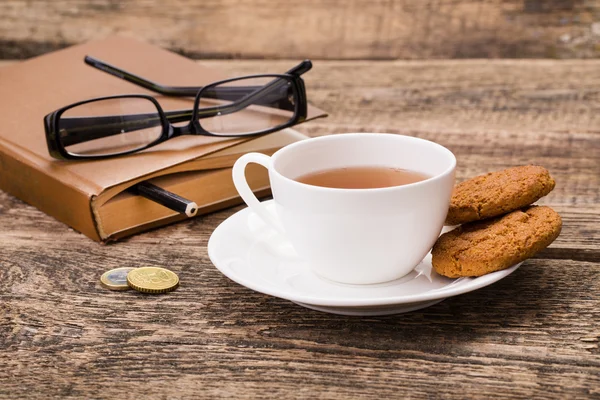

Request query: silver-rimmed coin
[{"left": 100, "top": 267, "right": 135, "bottom": 291}]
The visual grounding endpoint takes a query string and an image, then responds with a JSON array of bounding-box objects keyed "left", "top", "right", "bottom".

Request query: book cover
[{"left": 0, "top": 36, "right": 326, "bottom": 241}]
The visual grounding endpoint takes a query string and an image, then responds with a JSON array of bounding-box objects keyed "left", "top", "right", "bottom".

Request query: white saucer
[{"left": 208, "top": 200, "right": 522, "bottom": 316}]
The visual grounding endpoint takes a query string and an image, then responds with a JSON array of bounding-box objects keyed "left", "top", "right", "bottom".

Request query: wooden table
[{"left": 1, "top": 59, "right": 599, "bottom": 399}]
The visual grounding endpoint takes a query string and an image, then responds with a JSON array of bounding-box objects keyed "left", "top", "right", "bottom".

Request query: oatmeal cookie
[
  {"left": 432, "top": 206, "right": 562, "bottom": 278},
  {"left": 446, "top": 165, "right": 555, "bottom": 225}
]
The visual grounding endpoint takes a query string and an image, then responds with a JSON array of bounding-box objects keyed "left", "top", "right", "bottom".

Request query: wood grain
[
  {"left": 1, "top": 0, "right": 599, "bottom": 60},
  {"left": 1, "top": 59, "right": 599, "bottom": 399}
]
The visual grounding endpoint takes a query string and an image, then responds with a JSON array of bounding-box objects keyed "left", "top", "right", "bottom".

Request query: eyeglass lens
[
  {"left": 58, "top": 97, "right": 163, "bottom": 157},
  {"left": 197, "top": 76, "right": 297, "bottom": 136}
]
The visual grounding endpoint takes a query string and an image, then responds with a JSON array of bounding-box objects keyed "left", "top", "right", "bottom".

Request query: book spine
[{"left": 0, "top": 147, "right": 101, "bottom": 241}]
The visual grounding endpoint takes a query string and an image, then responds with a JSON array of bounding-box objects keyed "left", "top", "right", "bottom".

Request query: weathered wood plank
[
  {"left": 0, "top": 199, "right": 598, "bottom": 398},
  {"left": 0, "top": 60, "right": 599, "bottom": 398},
  {"left": 1, "top": 0, "right": 599, "bottom": 60}
]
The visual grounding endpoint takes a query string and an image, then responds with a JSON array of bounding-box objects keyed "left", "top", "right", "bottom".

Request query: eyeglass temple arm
[{"left": 84, "top": 56, "right": 311, "bottom": 97}]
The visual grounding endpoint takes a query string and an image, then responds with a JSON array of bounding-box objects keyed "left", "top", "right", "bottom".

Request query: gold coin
[
  {"left": 100, "top": 267, "right": 135, "bottom": 291},
  {"left": 126, "top": 267, "right": 179, "bottom": 294}
]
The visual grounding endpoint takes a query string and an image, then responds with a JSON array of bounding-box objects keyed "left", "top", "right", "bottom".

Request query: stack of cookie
[{"left": 432, "top": 165, "right": 562, "bottom": 278}]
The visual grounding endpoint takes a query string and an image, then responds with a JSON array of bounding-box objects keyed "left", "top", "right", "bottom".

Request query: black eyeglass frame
[{"left": 44, "top": 60, "right": 311, "bottom": 160}]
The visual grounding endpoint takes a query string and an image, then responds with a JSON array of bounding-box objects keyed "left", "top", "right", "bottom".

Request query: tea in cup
[{"left": 232, "top": 133, "right": 456, "bottom": 284}]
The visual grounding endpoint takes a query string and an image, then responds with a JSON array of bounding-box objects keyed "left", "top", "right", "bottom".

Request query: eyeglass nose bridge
[{"left": 169, "top": 123, "right": 194, "bottom": 137}]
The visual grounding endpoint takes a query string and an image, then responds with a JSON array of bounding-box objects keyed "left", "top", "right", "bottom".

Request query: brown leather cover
[{"left": 0, "top": 36, "right": 326, "bottom": 241}]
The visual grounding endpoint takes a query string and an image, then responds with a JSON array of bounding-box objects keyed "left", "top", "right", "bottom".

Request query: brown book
[{"left": 0, "top": 36, "right": 326, "bottom": 242}]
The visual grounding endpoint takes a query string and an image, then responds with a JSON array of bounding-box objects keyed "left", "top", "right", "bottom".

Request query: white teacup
[{"left": 232, "top": 133, "right": 456, "bottom": 285}]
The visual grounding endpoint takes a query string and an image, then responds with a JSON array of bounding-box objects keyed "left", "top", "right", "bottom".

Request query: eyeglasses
[{"left": 44, "top": 56, "right": 312, "bottom": 160}]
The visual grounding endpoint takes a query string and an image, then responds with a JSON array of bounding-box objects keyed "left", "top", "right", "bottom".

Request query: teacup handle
[{"left": 232, "top": 153, "right": 285, "bottom": 234}]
